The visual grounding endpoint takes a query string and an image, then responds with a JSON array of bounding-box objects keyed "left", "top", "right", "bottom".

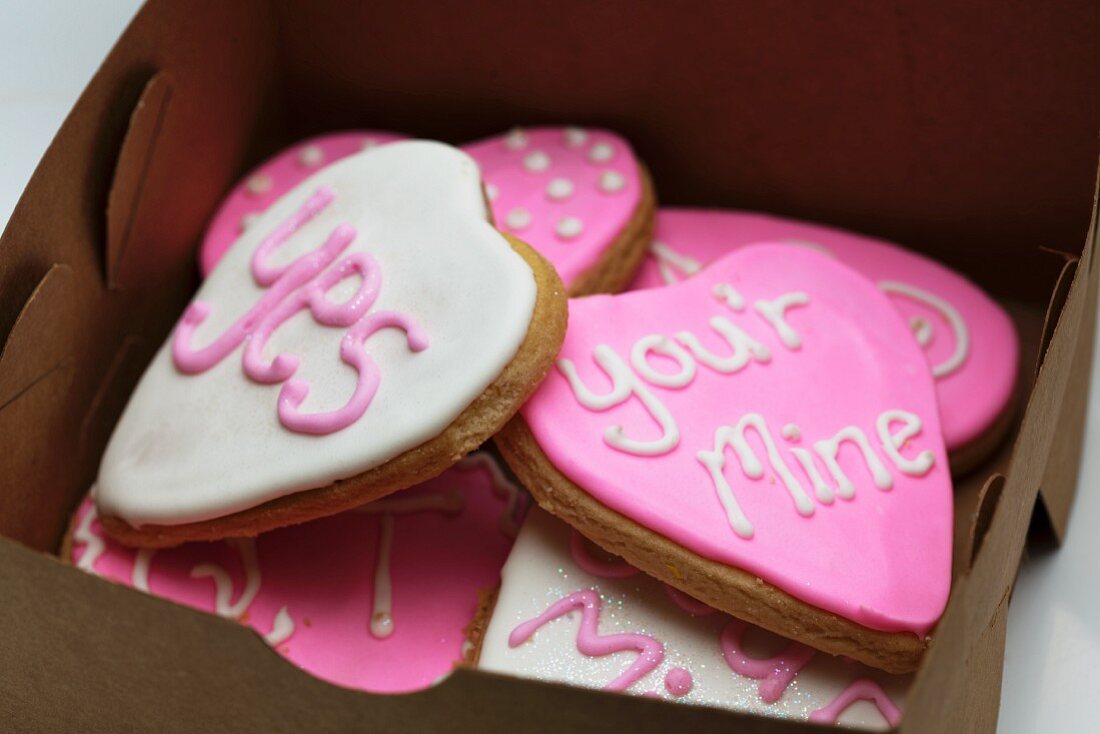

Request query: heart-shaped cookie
[
  {"left": 497, "top": 244, "right": 953, "bottom": 672},
  {"left": 98, "top": 141, "right": 565, "bottom": 547},
  {"left": 70, "top": 452, "right": 523, "bottom": 693},
  {"left": 200, "top": 131, "right": 407, "bottom": 277},
  {"left": 477, "top": 507, "right": 907, "bottom": 728},
  {"left": 464, "top": 126, "right": 655, "bottom": 295},
  {"left": 200, "top": 127, "right": 655, "bottom": 296},
  {"left": 630, "top": 209, "right": 1019, "bottom": 471}
]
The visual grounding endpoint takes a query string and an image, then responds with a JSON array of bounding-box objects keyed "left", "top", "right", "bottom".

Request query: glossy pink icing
[
  {"left": 176, "top": 185, "right": 428, "bottom": 435},
  {"left": 200, "top": 131, "right": 406, "bottom": 277},
  {"left": 70, "top": 454, "right": 522, "bottom": 693},
  {"left": 664, "top": 667, "right": 694, "bottom": 697},
  {"left": 630, "top": 209, "right": 1018, "bottom": 450},
  {"left": 463, "top": 127, "right": 643, "bottom": 289},
  {"left": 201, "top": 128, "right": 644, "bottom": 292},
  {"left": 720, "top": 619, "right": 816, "bottom": 703},
  {"left": 521, "top": 244, "right": 953, "bottom": 634},
  {"left": 809, "top": 678, "right": 903, "bottom": 727},
  {"left": 508, "top": 589, "right": 664, "bottom": 692}
]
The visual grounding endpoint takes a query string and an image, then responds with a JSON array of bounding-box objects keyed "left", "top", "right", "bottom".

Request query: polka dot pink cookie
[
  {"left": 68, "top": 453, "right": 523, "bottom": 693},
  {"left": 199, "top": 131, "right": 406, "bottom": 277},
  {"left": 464, "top": 126, "right": 655, "bottom": 295},
  {"left": 630, "top": 209, "right": 1019, "bottom": 472}
]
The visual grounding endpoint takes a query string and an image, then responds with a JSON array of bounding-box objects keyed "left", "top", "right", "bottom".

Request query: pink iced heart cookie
[
  {"left": 497, "top": 244, "right": 953, "bottom": 672},
  {"left": 477, "top": 508, "right": 907, "bottom": 730},
  {"left": 464, "top": 126, "right": 655, "bottom": 295},
  {"left": 630, "top": 209, "right": 1019, "bottom": 471},
  {"left": 69, "top": 453, "right": 524, "bottom": 693},
  {"left": 199, "top": 131, "right": 407, "bottom": 277}
]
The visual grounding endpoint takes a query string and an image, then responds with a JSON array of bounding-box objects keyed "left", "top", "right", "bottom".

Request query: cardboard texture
[{"left": 0, "top": 0, "right": 1098, "bottom": 730}]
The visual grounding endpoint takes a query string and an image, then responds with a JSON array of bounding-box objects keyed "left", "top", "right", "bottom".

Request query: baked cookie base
[
  {"left": 567, "top": 166, "right": 657, "bottom": 297},
  {"left": 101, "top": 235, "right": 567, "bottom": 548},
  {"left": 495, "top": 416, "right": 928, "bottom": 674}
]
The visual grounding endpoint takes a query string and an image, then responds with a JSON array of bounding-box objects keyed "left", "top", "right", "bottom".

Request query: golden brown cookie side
[
  {"left": 495, "top": 416, "right": 928, "bottom": 674},
  {"left": 567, "top": 166, "right": 657, "bottom": 297}
]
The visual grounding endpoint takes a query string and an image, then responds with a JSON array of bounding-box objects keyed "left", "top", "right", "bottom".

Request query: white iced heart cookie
[
  {"left": 478, "top": 508, "right": 908, "bottom": 730},
  {"left": 97, "top": 141, "right": 566, "bottom": 547}
]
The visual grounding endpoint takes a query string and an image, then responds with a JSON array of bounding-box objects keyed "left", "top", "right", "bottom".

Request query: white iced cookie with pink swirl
[
  {"left": 96, "top": 141, "right": 565, "bottom": 547},
  {"left": 478, "top": 508, "right": 908, "bottom": 730}
]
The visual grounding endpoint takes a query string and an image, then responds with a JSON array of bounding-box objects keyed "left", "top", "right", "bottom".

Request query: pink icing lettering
[
  {"left": 719, "top": 619, "right": 816, "bottom": 703},
  {"left": 509, "top": 589, "right": 664, "bottom": 692},
  {"left": 808, "top": 677, "right": 902, "bottom": 727},
  {"left": 173, "top": 186, "right": 428, "bottom": 435}
]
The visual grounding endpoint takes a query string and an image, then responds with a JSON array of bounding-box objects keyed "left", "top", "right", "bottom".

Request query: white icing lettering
[
  {"left": 790, "top": 447, "right": 836, "bottom": 504},
  {"left": 191, "top": 538, "right": 261, "bottom": 619},
  {"left": 630, "top": 335, "right": 696, "bottom": 388},
  {"left": 558, "top": 346, "right": 680, "bottom": 455},
  {"left": 754, "top": 292, "right": 810, "bottom": 350},
  {"left": 812, "top": 427, "right": 893, "bottom": 499},
  {"left": 879, "top": 281, "right": 969, "bottom": 378},
  {"left": 650, "top": 241, "right": 701, "bottom": 284},
  {"left": 676, "top": 317, "right": 771, "bottom": 374},
  {"left": 698, "top": 414, "right": 815, "bottom": 539},
  {"left": 876, "top": 409, "right": 935, "bottom": 476},
  {"left": 712, "top": 283, "right": 745, "bottom": 311}
]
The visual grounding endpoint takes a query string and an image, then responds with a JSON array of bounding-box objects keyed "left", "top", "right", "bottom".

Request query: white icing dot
[
  {"left": 504, "top": 128, "right": 528, "bottom": 150},
  {"left": 506, "top": 208, "right": 532, "bottom": 230},
  {"left": 556, "top": 216, "right": 584, "bottom": 240},
  {"left": 297, "top": 144, "right": 324, "bottom": 168},
  {"left": 360, "top": 137, "right": 380, "bottom": 150},
  {"left": 599, "top": 170, "right": 626, "bottom": 193},
  {"left": 546, "top": 178, "right": 574, "bottom": 200},
  {"left": 370, "top": 611, "right": 394, "bottom": 639},
  {"left": 564, "top": 127, "right": 588, "bottom": 147},
  {"left": 246, "top": 174, "right": 272, "bottom": 196},
  {"left": 524, "top": 151, "right": 551, "bottom": 172},
  {"left": 911, "top": 316, "right": 934, "bottom": 347},
  {"left": 781, "top": 424, "right": 802, "bottom": 441},
  {"left": 588, "top": 142, "right": 614, "bottom": 163},
  {"left": 239, "top": 213, "right": 260, "bottom": 233},
  {"left": 485, "top": 183, "right": 500, "bottom": 201}
]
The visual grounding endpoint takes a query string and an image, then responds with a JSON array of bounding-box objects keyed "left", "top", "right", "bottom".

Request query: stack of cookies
[{"left": 67, "top": 128, "right": 1019, "bottom": 730}]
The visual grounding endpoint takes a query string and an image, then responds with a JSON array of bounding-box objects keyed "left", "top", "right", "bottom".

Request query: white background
[{"left": 0, "top": 2, "right": 1095, "bottom": 730}]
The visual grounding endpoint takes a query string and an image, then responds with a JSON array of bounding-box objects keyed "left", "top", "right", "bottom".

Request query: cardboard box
[{"left": 1, "top": 1, "right": 1098, "bottom": 730}]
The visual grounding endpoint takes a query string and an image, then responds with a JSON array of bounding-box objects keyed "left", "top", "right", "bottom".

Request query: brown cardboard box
[{"left": 1, "top": 1, "right": 1098, "bottom": 730}]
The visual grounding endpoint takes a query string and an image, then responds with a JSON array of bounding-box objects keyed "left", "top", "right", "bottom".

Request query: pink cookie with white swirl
[
  {"left": 630, "top": 209, "right": 1019, "bottom": 471},
  {"left": 69, "top": 453, "right": 523, "bottom": 693},
  {"left": 464, "top": 126, "right": 655, "bottom": 294},
  {"left": 497, "top": 244, "right": 953, "bottom": 673},
  {"left": 478, "top": 508, "right": 907, "bottom": 730}
]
